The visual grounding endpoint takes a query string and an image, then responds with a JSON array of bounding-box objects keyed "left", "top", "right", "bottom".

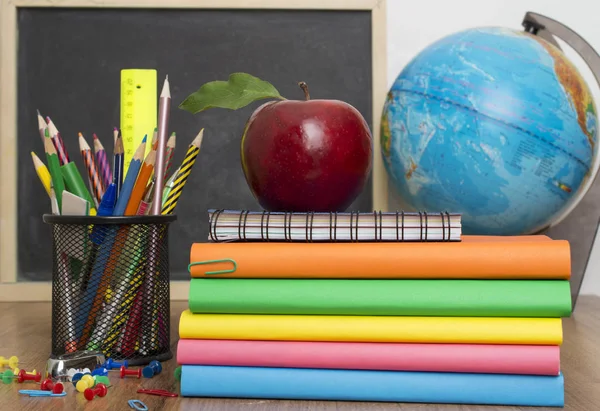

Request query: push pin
[
  {"left": 14, "top": 368, "right": 37, "bottom": 376},
  {"left": 76, "top": 374, "right": 96, "bottom": 393},
  {"left": 0, "top": 356, "right": 19, "bottom": 369},
  {"left": 103, "top": 358, "right": 128, "bottom": 370},
  {"left": 17, "top": 369, "right": 41, "bottom": 383},
  {"left": 68, "top": 368, "right": 91, "bottom": 379},
  {"left": 1, "top": 370, "right": 14, "bottom": 384},
  {"left": 174, "top": 366, "right": 181, "bottom": 382},
  {"left": 40, "top": 378, "right": 64, "bottom": 394},
  {"left": 120, "top": 365, "right": 141, "bottom": 379},
  {"left": 91, "top": 367, "right": 108, "bottom": 377},
  {"left": 84, "top": 383, "right": 108, "bottom": 401},
  {"left": 71, "top": 372, "right": 87, "bottom": 383},
  {"left": 142, "top": 360, "right": 162, "bottom": 378},
  {"left": 94, "top": 376, "right": 110, "bottom": 386}
]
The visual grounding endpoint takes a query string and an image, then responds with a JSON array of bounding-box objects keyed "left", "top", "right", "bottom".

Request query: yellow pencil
[
  {"left": 161, "top": 129, "right": 204, "bottom": 215},
  {"left": 31, "top": 151, "right": 52, "bottom": 197}
]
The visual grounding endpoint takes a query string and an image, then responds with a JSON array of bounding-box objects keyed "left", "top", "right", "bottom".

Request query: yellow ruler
[{"left": 120, "top": 69, "right": 157, "bottom": 176}]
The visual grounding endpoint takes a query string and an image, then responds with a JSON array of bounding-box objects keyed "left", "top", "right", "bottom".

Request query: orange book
[{"left": 189, "top": 235, "right": 570, "bottom": 279}]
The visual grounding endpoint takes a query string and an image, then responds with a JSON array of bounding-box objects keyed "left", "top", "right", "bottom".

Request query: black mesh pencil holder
[{"left": 43, "top": 214, "right": 177, "bottom": 366}]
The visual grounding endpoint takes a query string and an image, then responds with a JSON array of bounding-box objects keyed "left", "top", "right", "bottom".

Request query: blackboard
[{"left": 16, "top": 8, "right": 373, "bottom": 281}]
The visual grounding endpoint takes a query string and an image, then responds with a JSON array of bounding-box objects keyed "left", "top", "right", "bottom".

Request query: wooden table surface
[{"left": 1, "top": 297, "right": 599, "bottom": 410}]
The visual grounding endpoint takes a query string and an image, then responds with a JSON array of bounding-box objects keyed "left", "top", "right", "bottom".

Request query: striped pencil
[
  {"left": 93, "top": 133, "right": 112, "bottom": 189},
  {"left": 163, "top": 132, "right": 176, "bottom": 181},
  {"left": 162, "top": 129, "right": 204, "bottom": 215},
  {"left": 124, "top": 148, "right": 156, "bottom": 216},
  {"left": 113, "top": 131, "right": 124, "bottom": 198},
  {"left": 46, "top": 116, "right": 70, "bottom": 165},
  {"left": 44, "top": 128, "right": 65, "bottom": 211},
  {"left": 137, "top": 178, "right": 155, "bottom": 216},
  {"left": 36, "top": 110, "right": 47, "bottom": 146},
  {"left": 79, "top": 132, "right": 105, "bottom": 205}
]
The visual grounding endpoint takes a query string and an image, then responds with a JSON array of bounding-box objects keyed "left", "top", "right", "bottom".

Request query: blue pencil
[
  {"left": 113, "top": 136, "right": 146, "bottom": 216},
  {"left": 113, "top": 132, "right": 124, "bottom": 198},
  {"left": 76, "top": 183, "right": 119, "bottom": 340}
]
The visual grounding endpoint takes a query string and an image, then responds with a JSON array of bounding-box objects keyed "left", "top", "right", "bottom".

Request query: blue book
[{"left": 180, "top": 366, "right": 564, "bottom": 407}]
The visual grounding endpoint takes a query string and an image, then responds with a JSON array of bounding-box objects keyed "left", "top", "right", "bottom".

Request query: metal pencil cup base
[{"left": 43, "top": 214, "right": 176, "bottom": 366}]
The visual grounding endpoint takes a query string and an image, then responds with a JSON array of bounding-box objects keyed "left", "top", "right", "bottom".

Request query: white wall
[{"left": 386, "top": 0, "right": 600, "bottom": 295}]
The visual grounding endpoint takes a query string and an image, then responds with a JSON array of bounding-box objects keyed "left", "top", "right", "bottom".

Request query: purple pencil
[{"left": 93, "top": 133, "right": 112, "bottom": 189}]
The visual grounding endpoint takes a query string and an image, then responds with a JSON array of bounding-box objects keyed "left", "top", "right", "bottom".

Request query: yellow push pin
[
  {"left": 76, "top": 374, "right": 96, "bottom": 393},
  {"left": 0, "top": 356, "right": 19, "bottom": 369}
]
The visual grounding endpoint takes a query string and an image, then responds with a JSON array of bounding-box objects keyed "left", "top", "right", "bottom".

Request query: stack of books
[{"left": 177, "top": 209, "right": 571, "bottom": 407}]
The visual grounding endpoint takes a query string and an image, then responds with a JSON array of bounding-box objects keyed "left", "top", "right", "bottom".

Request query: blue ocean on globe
[{"left": 381, "top": 27, "right": 598, "bottom": 235}]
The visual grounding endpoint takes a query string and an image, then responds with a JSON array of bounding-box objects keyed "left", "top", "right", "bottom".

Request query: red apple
[{"left": 241, "top": 82, "right": 373, "bottom": 212}]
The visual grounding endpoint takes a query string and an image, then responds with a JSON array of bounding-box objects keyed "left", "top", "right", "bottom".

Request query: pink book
[{"left": 177, "top": 339, "right": 560, "bottom": 375}]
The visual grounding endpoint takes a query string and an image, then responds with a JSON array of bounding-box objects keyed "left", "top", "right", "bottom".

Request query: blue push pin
[
  {"left": 71, "top": 372, "right": 91, "bottom": 383},
  {"left": 142, "top": 360, "right": 162, "bottom": 378},
  {"left": 91, "top": 367, "right": 108, "bottom": 377},
  {"left": 103, "top": 358, "right": 128, "bottom": 370}
]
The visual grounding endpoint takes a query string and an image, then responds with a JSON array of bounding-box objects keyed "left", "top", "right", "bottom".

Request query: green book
[{"left": 188, "top": 279, "right": 572, "bottom": 317}]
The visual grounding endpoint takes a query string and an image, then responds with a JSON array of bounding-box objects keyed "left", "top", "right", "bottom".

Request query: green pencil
[
  {"left": 61, "top": 162, "right": 97, "bottom": 215},
  {"left": 44, "top": 129, "right": 64, "bottom": 212}
]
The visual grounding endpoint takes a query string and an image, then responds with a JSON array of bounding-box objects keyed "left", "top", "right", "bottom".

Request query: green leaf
[{"left": 179, "top": 72, "right": 284, "bottom": 114}]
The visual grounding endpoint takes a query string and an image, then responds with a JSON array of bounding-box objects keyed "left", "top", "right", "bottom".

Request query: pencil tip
[
  {"left": 142, "top": 135, "right": 147, "bottom": 143},
  {"left": 36, "top": 109, "right": 41, "bottom": 116},
  {"left": 78, "top": 132, "right": 83, "bottom": 137},
  {"left": 160, "top": 75, "right": 171, "bottom": 98},
  {"left": 93, "top": 133, "right": 98, "bottom": 140}
]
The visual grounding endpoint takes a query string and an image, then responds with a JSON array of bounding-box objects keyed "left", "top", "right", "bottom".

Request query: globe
[{"left": 381, "top": 27, "right": 598, "bottom": 235}]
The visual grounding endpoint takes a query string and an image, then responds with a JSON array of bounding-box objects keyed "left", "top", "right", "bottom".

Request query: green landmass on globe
[{"left": 381, "top": 27, "right": 598, "bottom": 235}]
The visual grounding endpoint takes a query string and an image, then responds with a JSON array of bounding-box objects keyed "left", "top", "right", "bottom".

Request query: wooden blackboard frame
[{"left": 0, "top": 0, "right": 388, "bottom": 301}]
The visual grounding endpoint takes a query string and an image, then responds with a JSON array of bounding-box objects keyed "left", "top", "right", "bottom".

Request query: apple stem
[{"left": 298, "top": 82, "right": 310, "bottom": 100}]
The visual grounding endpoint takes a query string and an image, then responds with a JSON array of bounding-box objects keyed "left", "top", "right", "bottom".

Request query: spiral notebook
[{"left": 207, "top": 209, "right": 462, "bottom": 242}]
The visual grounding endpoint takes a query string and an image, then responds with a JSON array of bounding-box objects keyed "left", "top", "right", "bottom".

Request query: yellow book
[
  {"left": 120, "top": 69, "right": 157, "bottom": 176},
  {"left": 178, "top": 310, "right": 562, "bottom": 345}
]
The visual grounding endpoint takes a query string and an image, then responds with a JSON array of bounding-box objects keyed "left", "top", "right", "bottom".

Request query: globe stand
[{"left": 522, "top": 12, "right": 600, "bottom": 310}]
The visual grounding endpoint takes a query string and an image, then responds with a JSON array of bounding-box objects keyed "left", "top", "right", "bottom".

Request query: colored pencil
[
  {"left": 161, "top": 166, "right": 180, "bottom": 207},
  {"left": 31, "top": 151, "right": 52, "bottom": 197},
  {"left": 163, "top": 132, "right": 176, "bottom": 181},
  {"left": 44, "top": 129, "right": 65, "bottom": 211},
  {"left": 162, "top": 129, "right": 204, "bottom": 215},
  {"left": 142, "top": 75, "right": 170, "bottom": 355},
  {"left": 46, "top": 116, "right": 70, "bottom": 165},
  {"left": 137, "top": 178, "right": 155, "bottom": 216},
  {"left": 36, "top": 110, "right": 47, "bottom": 146},
  {"left": 124, "top": 148, "right": 156, "bottom": 216},
  {"left": 113, "top": 132, "right": 124, "bottom": 198},
  {"left": 113, "top": 136, "right": 146, "bottom": 216},
  {"left": 93, "top": 133, "right": 112, "bottom": 189},
  {"left": 79, "top": 133, "right": 105, "bottom": 205},
  {"left": 113, "top": 127, "right": 119, "bottom": 145},
  {"left": 152, "top": 128, "right": 158, "bottom": 150},
  {"left": 152, "top": 76, "right": 171, "bottom": 215}
]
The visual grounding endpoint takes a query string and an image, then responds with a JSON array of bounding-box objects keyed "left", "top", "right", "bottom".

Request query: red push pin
[
  {"left": 120, "top": 365, "right": 141, "bottom": 379},
  {"left": 40, "top": 378, "right": 64, "bottom": 394},
  {"left": 17, "top": 369, "right": 41, "bottom": 383},
  {"left": 84, "top": 383, "right": 108, "bottom": 401}
]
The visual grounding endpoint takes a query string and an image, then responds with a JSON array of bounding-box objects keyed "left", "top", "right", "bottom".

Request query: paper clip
[
  {"left": 136, "top": 388, "right": 178, "bottom": 397},
  {"left": 19, "top": 390, "right": 67, "bottom": 397},
  {"left": 188, "top": 259, "right": 237, "bottom": 275},
  {"left": 128, "top": 399, "right": 148, "bottom": 411}
]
